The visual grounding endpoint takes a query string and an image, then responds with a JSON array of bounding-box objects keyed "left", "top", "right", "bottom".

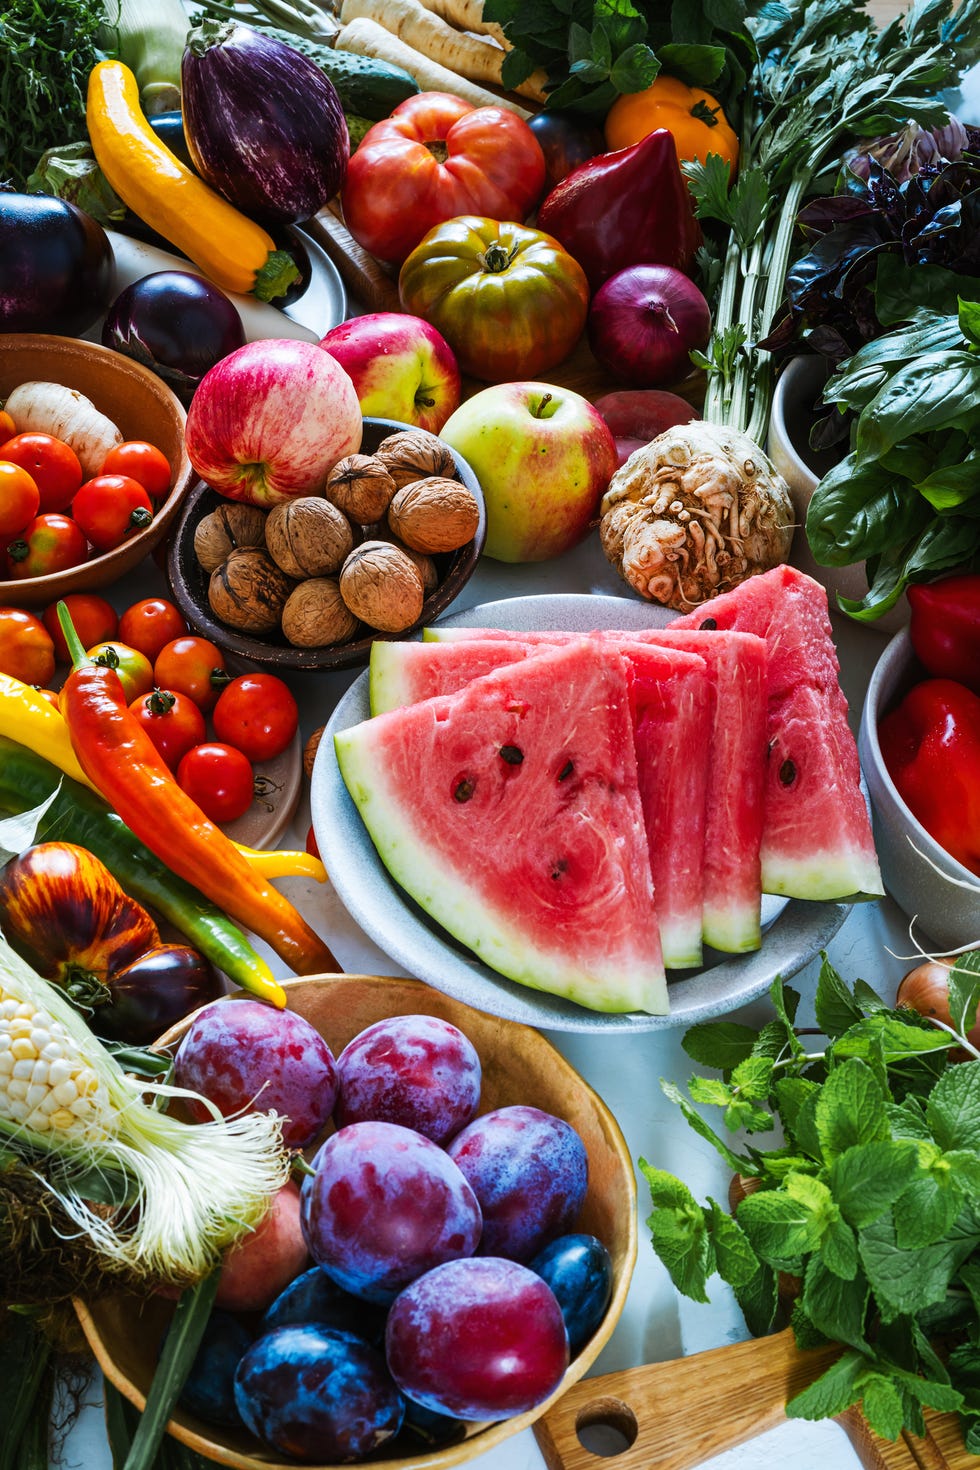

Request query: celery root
[{"left": 336, "top": 16, "right": 533, "bottom": 115}]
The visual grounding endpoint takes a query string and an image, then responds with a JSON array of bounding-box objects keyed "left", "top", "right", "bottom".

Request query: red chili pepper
[
  {"left": 56, "top": 602, "right": 338, "bottom": 990},
  {"left": 907, "top": 574, "right": 980, "bottom": 695},
  {"left": 878, "top": 677, "right": 980, "bottom": 876}
]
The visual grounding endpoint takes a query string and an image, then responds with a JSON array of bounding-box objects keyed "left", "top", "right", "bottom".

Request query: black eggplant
[
  {"left": 0, "top": 190, "right": 114, "bottom": 336},
  {"left": 102, "top": 270, "right": 246, "bottom": 406},
  {"left": 180, "top": 19, "right": 349, "bottom": 227}
]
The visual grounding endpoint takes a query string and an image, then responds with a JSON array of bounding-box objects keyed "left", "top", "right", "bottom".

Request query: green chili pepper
[{"left": 0, "top": 734, "right": 281, "bottom": 1004}]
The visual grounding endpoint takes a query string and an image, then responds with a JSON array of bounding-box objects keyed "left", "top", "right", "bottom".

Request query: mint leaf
[
  {"left": 773, "top": 1077, "right": 820, "bottom": 1139},
  {"left": 736, "top": 1185, "right": 824, "bottom": 1268},
  {"left": 833, "top": 1014, "right": 949, "bottom": 1066},
  {"left": 890, "top": 1365, "right": 964, "bottom": 1414},
  {"left": 860, "top": 1373, "right": 906, "bottom": 1441},
  {"left": 640, "top": 1160, "right": 712, "bottom": 1302},
  {"left": 814, "top": 1057, "right": 889, "bottom": 1161},
  {"left": 946, "top": 953, "right": 980, "bottom": 1038},
  {"left": 786, "top": 1350, "right": 865, "bottom": 1421},
  {"left": 733, "top": 1260, "right": 780, "bottom": 1337},
  {"left": 859, "top": 1209, "right": 974, "bottom": 1321},
  {"left": 927, "top": 1060, "right": 980, "bottom": 1151},
  {"left": 792, "top": 1088, "right": 826, "bottom": 1163},
  {"left": 803, "top": 1255, "right": 869, "bottom": 1347},
  {"left": 887, "top": 1098, "right": 934, "bottom": 1140},
  {"left": 682, "top": 1020, "right": 758, "bottom": 1072},
  {"left": 706, "top": 1197, "right": 759, "bottom": 1287},
  {"left": 639, "top": 1159, "right": 699, "bottom": 1211},
  {"left": 821, "top": 1213, "right": 860, "bottom": 1280},
  {"left": 814, "top": 955, "right": 866, "bottom": 1038},
  {"left": 659, "top": 1079, "right": 753, "bottom": 1172},
  {"left": 688, "top": 1076, "right": 734, "bottom": 1107},
  {"left": 830, "top": 1139, "right": 922, "bottom": 1228},
  {"left": 894, "top": 1167, "right": 965, "bottom": 1250},
  {"left": 729, "top": 1052, "right": 776, "bottom": 1101}
]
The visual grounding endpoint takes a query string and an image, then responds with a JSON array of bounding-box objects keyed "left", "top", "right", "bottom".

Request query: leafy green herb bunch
[{"left": 643, "top": 953, "right": 980, "bottom": 1448}]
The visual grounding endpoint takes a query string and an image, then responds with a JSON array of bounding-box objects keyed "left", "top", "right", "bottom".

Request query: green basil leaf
[
  {"left": 959, "top": 296, "right": 980, "bottom": 346},
  {"left": 805, "top": 456, "right": 931, "bottom": 566},
  {"left": 856, "top": 352, "right": 980, "bottom": 461},
  {"left": 915, "top": 452, "right": 980, "bottom": 510},
  {"left": 875, "top": 255, "right": 980, "bottom": 325},
  {"left": 656, "top": 41, "right": 728, "bottom": 85}
]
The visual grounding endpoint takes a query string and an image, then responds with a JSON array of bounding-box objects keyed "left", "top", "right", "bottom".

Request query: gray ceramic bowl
[{"left": 858, "top": 626, "right": 980, "bottom": 950}]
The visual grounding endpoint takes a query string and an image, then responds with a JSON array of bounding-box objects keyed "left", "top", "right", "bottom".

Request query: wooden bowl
[
  {"left": 165, "top": 418, "right": 487, "bottom": 672},
  {"left": 74, "top": 973, "right": 637, "bottom": 1470},
  {"left": 0, "top": 334, "right": 193, "bottom": 607}
]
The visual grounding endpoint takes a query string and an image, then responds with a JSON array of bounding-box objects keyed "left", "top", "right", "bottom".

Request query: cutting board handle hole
[{"left": 575, "top": 1395, "right": 639, "bottom": 1458}]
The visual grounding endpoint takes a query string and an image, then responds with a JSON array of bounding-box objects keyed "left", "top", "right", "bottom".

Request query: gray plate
[{"left": 311, "top": 594, "right": 850, "bottom": 1033}]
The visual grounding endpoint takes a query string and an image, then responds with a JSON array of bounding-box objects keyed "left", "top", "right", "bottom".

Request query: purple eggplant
[
  {"left": 102, "top": 270, "right": 246, "bottom": 406},
  {"left": 0, "top": 191, "right": 114, "bottom": 336},
  {"left": 180, "top": 20, "right": 349, "bottom": 226}
]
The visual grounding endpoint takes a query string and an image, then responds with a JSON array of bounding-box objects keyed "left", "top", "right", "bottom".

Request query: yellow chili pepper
[
  {"left": 604, "top": 74, "right": 739, "bottom": 178},
  {"left": 0, "top": 674, "right": 96, "bottom": 791},
  {"left": 234, "top": 844, "right": 328, "bottom": 883}
]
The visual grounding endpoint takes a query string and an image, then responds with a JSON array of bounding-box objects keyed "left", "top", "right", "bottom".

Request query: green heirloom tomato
[{"left": 398, "top": 215, "right": 590, "bottom": 385}]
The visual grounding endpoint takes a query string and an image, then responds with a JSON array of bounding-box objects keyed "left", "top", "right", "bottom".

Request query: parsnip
[
  {"left": 339, "top": 0, "right": 547, "bottom": 102},
  {"left": 336, "top": 17, "right": 533, "bottom": 116},
  {"left": 4, "top": 382, "right": 123, "bottom": 478},
  {"left": 416, "top": 0, "right": 509, "bottom": 50}
]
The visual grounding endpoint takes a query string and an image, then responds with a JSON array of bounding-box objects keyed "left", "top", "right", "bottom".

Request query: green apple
[{"left": 440, "top": 382, "right": 618, "bottom": 562}]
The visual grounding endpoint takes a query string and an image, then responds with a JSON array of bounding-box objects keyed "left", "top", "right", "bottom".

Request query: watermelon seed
[
  {"left": 778, "top": 759, "right": 797, "bottom": 787},
  {"left": 699, "top": 617, "right": 718, "bottom": 629},
  {"left": 558, "top": 760, "right": 574, "bottom": 781},
  {"left": 453, "top": 777, "right": 476, "bottom": 802},
  {"left": 551, "top": 859, "right": 568, "bottom": 880},
  {"left": 499, "top": 745, "right": 524, "bottom": 765}
]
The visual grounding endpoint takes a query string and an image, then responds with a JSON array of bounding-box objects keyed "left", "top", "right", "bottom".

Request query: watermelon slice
[
  {"left": 371, "top": 636, "right": 713, "bottom": 968},
  {"left": 671, "top": 564, "right": 884, "bottom": 900},
  {"left": 335, "top": 640, "right": 669, "bottom": 1015}
]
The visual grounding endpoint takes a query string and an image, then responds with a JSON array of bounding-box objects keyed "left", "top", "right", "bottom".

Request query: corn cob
[{"left": 0, "top": 993, "right": 111, "bottom": 1143}]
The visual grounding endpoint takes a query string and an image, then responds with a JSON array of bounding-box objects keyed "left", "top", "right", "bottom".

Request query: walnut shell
[
  {"left": 265, "top": 497, "right": 354, "bottom": 579},
  {"left": 339, "top": 540, "right": 424, "bottom": 633},
  {"left": 326, "top": 453, "right": 398, "bottom": 525},
  {"left": 281, "top": 578, "right": 360, "bottom": 648},
  {"left": 208, "top": 548, "right": 294, "bottom": 635},
  {"left": 387, "top": 477, "right": 480, "bottom": 553},
  {"left": 375, "top": 429, "right": 457, "bottom": 489},
  {"left": 398, "top": 543, "right": 439, "bottom": 594},
  {"left": 193, "top": 503, "right": 267, "bottom": 573},
  {"left": 303, "top": 725, "right": 325, "bottom": 779}
]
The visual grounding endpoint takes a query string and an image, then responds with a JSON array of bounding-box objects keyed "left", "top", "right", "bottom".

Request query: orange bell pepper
[{"left": 604, "top": 74, "right": 739, "bottom": 179}]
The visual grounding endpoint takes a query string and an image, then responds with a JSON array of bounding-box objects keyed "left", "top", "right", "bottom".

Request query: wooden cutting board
[{"left": 532, "top": 1328, "right": 972, "bottom": 1470}]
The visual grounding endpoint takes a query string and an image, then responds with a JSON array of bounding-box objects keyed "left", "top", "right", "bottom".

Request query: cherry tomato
[
  {"left": 100, "top": 440, "right": 173, "bottom": 498},
  {"left": 43, "top": 593, "right": 118, "bottom": 664},
  {"left": 0, "top": 606, "right": 56, "bottom": 685},
  {"left": 117, "top": 598, "right": 189, "bottom": 663},
  {"left": 0, "top": 460, "right": 40, "bottom": 538},
  {"left": 86, "top": 640, "right": 155, "bottom": 702},
  {"left": 154, "top": 636, "right": 231, "bottom": 712},
  {"left": 71, "top": 474, "right": 154, "bottom": 552},
  {"left": 6, "top": 513, "right": 88, "bottom": 579},
  {"left": 0, "top": 411, "right": 15, "bottom": 439},
  {"left": 0, "top": 432, "right": 83, "bottom": 513},
  {"left": 129, "top": 687, "right": 207, "bottom": 770},
  {"left": 177, "top": 741, "right": 255, "bottom": 823},
  {"left": 305, "top": 824, "right": 321, "bottom": 859},
  {"left": 212, "top": 672, "right": 299, "bottom": 762}
]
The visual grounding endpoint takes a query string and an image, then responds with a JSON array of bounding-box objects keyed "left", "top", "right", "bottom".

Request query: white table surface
[{"left": 53, "top": 521, "right": 925, "bottom": 1470}]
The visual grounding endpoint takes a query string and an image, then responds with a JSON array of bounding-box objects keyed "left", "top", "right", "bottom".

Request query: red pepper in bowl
[
  {"left": 877, "top": 677, "right": 980, "bottom": 876},
  {"left": 907, "top": 573, "right": 980, "bottom": 694}
]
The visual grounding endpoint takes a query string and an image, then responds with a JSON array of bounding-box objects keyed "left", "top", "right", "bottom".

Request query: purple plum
[{"left": 335, "top": 1012, "right": 482, "bottom": 1144}]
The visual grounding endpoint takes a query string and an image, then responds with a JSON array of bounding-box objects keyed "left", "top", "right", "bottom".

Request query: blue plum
[
  {"left": 301, "top": 1119, "right": 482, "bottom": 1303},
  {"left": 234, "top": 1324, "right": 403, "bottom": 1461},
  {"left": 175, "top": 1309, "right": 252, "bottom": 1428},
  {"left": 260, "top": 1264, "right": 388, "bottom": 1345},
  {"left": 335, "top": 1012, "right": 482, "bottom": 1144},
  {"left": 446, "top": 1105, "right": 589, "bottom": 1261},
  {"left": 528, "top": 1233, "right": 613, "bottom": 1353},
  {"left": 385, "top": 1256, "right": 569, "bottom": 1421}
]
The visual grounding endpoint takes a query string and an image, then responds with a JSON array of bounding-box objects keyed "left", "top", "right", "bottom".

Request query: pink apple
[
  {"left": 319, "top": 311, "right": 462, "bottom": 433},
  {"left": 593, "top": 388, "right": 700, "bottom": 467},
  {"left": 440, "top": 381, "right": 618, "bottom": 562},
  {"left": 184, "top": 338, "right": 363, "bottom": 507},
  {"left": 215, "top": 1179, "right": 310, "bottom": 1313}
]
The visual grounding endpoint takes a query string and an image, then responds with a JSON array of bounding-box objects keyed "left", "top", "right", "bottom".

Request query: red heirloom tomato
[
  {"left": 0, "top": 459, "right": 40, "bottom": 537},
  {"left": 6, "top": 512, "right": 88, "bottom": 578},
  {"left": 0, "top": 432, "right": 83, "bottom": 513},
  {"left": 43, "top": 592, "right": 118, "bottom": 663},
  {"left": 100, "top": 439, "right": 173, "bottom": 497},
  {"left": 398, "top": 215, "right": 590, "bottom": 383},
  {"left": 129, "top": 687, "right": 208, "bottom": 770},
  {"left": 0, "top": 606, "right": 56, "bottom": 685},
  {"left": 340, "top": 92, "right": 547, "bottom": 266},
  {"left": 86, "top": 640, "right": 155, "bottom": 702},
  {"left": 71, "top": 474, "right": 154, "bottom": 551},
  {"left": 212, "top": 672, "right": 299, "bottom": 762},
  {"left": 117, "top": 597, "right": 189, "bottom": 663},
  {"left": 177, "top": 741, "right": 255, "bottom": 823}
]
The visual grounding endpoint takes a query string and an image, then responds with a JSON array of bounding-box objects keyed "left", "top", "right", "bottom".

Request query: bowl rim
[
  {"left": 73, "top": 973, "right": 638, "bottom": 1470},
  {"left": 859, "top": 624, "right": 980, "bottom": 889}
]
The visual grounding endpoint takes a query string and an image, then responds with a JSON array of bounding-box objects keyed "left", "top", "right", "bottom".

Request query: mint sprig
[{"left": 643, "top": 960, "right": 980, "bottom": 1445}]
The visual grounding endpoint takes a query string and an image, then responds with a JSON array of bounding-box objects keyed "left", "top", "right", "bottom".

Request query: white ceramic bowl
[
  {"left": 858, "top": 626, "right": 980, "bottom": 950},
  {"left": 768, "top": 356, "right": 908, "bottom": 635}
]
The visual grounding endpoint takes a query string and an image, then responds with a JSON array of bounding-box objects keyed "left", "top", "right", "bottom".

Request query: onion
[
  {"left": 102, "top": 271, "right": 246, "bottom": 406},
  {"left": 587, "top": 264, "right": 711, "bottom": 388}
]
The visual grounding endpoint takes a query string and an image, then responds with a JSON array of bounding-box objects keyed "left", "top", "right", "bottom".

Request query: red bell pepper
[
  {"left": 878, "top": 677, "right": 980, "bottom": 876},
  {"left": 907, "top": 573, "right": 980, "bottom": 694}
]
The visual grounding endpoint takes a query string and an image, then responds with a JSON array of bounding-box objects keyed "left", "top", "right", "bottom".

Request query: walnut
[
  {"left": 303, "top": 725, "right": 325, "bottom": 779},
  {"left": 281, "top": 578, "right": 360, "bottom": 648},
  {"left": 193, "top": 503, "right": 267, "bottom": 573},
  {"left": 387, "top": 477, "right": 480, "bottom": 553},
  {"left": 265, "top": 497, "right": 354, "bottom": 579},
  {"left": 339, "top": 540, "right": 425, "bottom": 632},
  {"left": 375, "top": 429, "right": 457, "bottom": 489},
  {"left": 399, "top": 543, "right": 439, "bottom": 594},
  {"left": 208, "top": 548, "right": 294, "bottom": 634},
  {"left": 326, "top": 454, "right": 398, "bottom": 525}
]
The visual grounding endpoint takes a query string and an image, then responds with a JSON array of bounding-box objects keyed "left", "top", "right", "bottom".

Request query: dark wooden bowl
[{"left": 165, "top": 418, "right": 486, "bottom": 673}]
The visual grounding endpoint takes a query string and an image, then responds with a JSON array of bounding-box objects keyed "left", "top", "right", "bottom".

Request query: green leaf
[
  {"left": 683, "top": 153, "right": 741, "bottom": 226},
  {"left": 832, "top": 1015, "right": 951, "bottom": 1067},
  {"left": 730, "top": 1053, "right": 776, "bottom": 1102},
  {"left": 875, "top": 255, "right": 980, "bottom": 325},
  {"left": 855, "top": 352, "right": 980, "bottom": 462},
  {"left": 805, "top": 454, "right": 932, "bottom": 568},
  {"left": 706, "top": 1197, "right": 760, "bottom": 1287},
  {"left": 915, "top": 453, "right": 980, "bottom": 511},
  {"left": 688, "top": 1076, "right": 735, "bottom": 1107},
  {"left": 830, "top": 1139, "right": 922, "bottom": 1228},
  {"left": 735, "top": 1185, "right": 824, "bottom": 1268},
  {"left": 639, "top": 1159, "right": 700, "bottom": 1211},
  {"left": 820, "top": 1212, "right": 860, "bottom": 1280},
  {"left": 814, "top": 1057, "right": 888, "bottom": 1161},
  {"left": 959, "top": 296, "right": 980, "bottom": 345},
  {"left": 682, "top": 1020, "right": 759, "bottom": 1072},
  {"left": 893, "top": 1170, "right": 964, "bottom": 1250},
  {"left": 886, "top": 1097, "right": 934, "bottom": 1141},
  {"left": 785, "top": 1350, "right": 865, "bottom": 1421},
  {"left": 608, "top": 41, "right": 659, "bottom": 91},
  {"left": 659, "top": 1079, "right": 754, "bottom": 1172},
  {"left": 802, "top": 1255, "right": 869, "bottom": 1347},
  {"left": 639, "top": 1159, "right": 713, "bottom": 1302},
  {"left": 860, "top": 1373, "right": 906, "bottom": 1441},
  {"left": 814, "top": 956, "right": 866, "bottom": 1039},
  {"left": 947, "top": 956, "right": 980, "bottom": 1044},
  {"left": 732, "top": 1260, "right": 781, "bottom": 1337},
  {"left": 927, "top": 1061, "right": 980, "bottom": 1151},
  {"left": 858, "top": 1208, "right": 978, "bottom": 1322},
  {"left": 657, "top": 41, "right": 729, "bottom": 86},
  {"left": 773, "top": 1077, "right": 821, "bottom": 1141}
]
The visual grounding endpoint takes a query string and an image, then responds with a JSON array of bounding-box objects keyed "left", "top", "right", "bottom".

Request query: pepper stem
[{"left": 56, "top": 602, "right": 93, "bottom": 671}]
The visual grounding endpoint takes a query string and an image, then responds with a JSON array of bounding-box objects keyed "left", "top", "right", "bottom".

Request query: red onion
[{"left": 587, "top": 264, "right": 711, "bottom": 388}]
